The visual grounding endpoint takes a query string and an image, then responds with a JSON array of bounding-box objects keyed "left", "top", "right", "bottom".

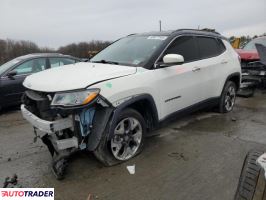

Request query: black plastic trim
[
  {"left": 224, "top": 72, "right": 241, "bottom": 91},
  {"left": 108, "top": 94, "right": 159, "bottom": 137},
  {"left": 87, "top": 107, "right": 114, "bottom": 151}
]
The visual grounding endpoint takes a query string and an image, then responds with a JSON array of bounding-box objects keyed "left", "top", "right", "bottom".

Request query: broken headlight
[{"left": 51, "top": 89, "right": 100, "bottom": 107}]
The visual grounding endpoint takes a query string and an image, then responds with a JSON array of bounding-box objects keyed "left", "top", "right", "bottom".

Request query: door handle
[
  {"left": 221, "top": 60, "right": 228, "bottom": 64},
  {"left": 192, "top": 67, "right": 201, "bottom": 72}
]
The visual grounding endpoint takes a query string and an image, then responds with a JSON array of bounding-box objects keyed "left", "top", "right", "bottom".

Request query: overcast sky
[{"left": 0, "top": 0, "right": 265, "bottom": 49}]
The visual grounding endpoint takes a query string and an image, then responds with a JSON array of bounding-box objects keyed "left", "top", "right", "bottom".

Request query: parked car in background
[
  {"left": 0, "top": 53, "right": 81, "bottom": 110},
  {"left": 236, "top": 36, "right": 266, "bottom": 67}
]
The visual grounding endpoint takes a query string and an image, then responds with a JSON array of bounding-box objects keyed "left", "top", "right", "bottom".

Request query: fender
[
  {"left": 87, "top": 94, "right": 159, "bottom": 150},
  {"left": 108, "top": 94, "right": 159, "bottom": 139}
]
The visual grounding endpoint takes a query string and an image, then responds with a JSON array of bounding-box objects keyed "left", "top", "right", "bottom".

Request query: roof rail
[
  {"left": 173, "top": 28, "right": 221, "bottom": 35},
  {"left": 28, "top": 53, "right": 63, "bottom": 55}
]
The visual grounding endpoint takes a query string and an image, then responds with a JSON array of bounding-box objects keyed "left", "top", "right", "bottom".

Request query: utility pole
[{"left": 159, "top": 20, "right": 162, "bottom": 32}]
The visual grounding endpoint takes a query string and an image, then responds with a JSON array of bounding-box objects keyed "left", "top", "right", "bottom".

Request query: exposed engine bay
[{"left": 21, "top": 89, "right": 113, "bottom": 179}]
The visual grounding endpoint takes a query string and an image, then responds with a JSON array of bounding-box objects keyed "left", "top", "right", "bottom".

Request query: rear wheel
[
  {"left": 93, "top": 108, "right": 146, "bottom": 166},
  {"left": 235, "top": 150, "right": 266, "bottom": 200},
  {"left": 219, "top": 81, "right": 237, "bottom": 113}
]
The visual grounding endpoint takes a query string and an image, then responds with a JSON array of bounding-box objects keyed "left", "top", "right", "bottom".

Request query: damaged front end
[{"left": 21, "top": 89, "right": 113, "bottom": 179}]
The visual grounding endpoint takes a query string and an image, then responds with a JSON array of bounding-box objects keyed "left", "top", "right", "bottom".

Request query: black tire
[
  {"left": 93, "top": 108, "right": 146, "bottom": 166},
  {"left": 235, "top": 150, "right": 266, "bottom": 200},
  {"left": 219, "top": 81, "right": 237, "bottom": 113}
]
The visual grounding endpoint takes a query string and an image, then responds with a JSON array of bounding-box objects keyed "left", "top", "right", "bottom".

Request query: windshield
[
  {"left": 90, "top": 35, "right": 167, "bottom": 66},
  {"left": 0, "top": 58, "right": 22, "bottom": 75},
  {"left": 243, "top": 37, "right": 266, "bottom": 50}
]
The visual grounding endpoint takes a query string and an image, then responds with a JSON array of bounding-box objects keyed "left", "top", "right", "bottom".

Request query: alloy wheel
[
  {"left": 225, "top": 85, "right": 236, "bottom": 111},
  {"left": 111, "top": 117, "right": 142, "bottom": 161}
]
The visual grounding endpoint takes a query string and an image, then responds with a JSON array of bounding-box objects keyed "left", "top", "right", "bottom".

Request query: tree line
[
  {"left": 1, "top": 33, "right": 266, "bottom": 65},
  {"left": 0, "top": 39, "right": 111, "bottom": 65},
  {"left": 229, "top": 33, "right": 266, "bottom": 48}
]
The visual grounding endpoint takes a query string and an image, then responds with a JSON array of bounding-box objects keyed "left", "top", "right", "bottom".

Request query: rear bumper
[{"left": 21, "top": 104, "right": 74, "bottom": 134}]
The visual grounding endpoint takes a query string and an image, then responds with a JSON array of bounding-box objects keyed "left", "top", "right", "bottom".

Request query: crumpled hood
[
  {"left": 23, "top": 62, "right": 137, "bottom": 92},
  {"left": 235, "top": 49, "right": 259, "bottom": 61}
]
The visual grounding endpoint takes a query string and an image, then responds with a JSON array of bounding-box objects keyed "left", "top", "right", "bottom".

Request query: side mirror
[
  {"left": 6, "top": 71, "right": 17, "bottom": 79},
  {"left": 163, "top": 54, "right": 184, "bottom": 64}
]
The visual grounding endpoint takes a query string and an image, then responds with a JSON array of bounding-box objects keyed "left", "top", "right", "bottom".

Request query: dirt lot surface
[{"left": 0, "top": 92, "right": 266, "bottom": 200}]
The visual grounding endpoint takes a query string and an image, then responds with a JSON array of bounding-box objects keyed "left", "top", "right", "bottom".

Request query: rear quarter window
[
  {"left": 196, "top": 37, "right": 225, "bottom": 59},
  {"left": 217, "top": 39, "right": 226, "bottom": 53}
]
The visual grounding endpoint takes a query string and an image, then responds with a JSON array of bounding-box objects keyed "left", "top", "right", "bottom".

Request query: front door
[{"left": 153, "top": 36, "right": 205, "bottom": 119}]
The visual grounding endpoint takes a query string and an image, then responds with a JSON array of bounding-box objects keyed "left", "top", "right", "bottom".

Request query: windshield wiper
[{"left": 91, "top": 60, "right": 119, "bottom": 65}]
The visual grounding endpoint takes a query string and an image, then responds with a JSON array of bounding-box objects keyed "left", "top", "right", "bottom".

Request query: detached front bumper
[
  {"left": 21, "top": 104, "right": 73, "bottom": 134},
  {"left": 21, "top": 104, "right": 78, "bottom": 150}
]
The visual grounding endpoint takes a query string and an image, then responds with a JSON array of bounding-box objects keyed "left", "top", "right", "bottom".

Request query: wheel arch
[
  {"left": 225, "top": 72, "right": 241, "bottom": 91},
  {"left": 88, "top": 94, "right": 159, "bottom": 151},
  {"left": 111, "top": 94, "right": 159, "bottom": 133}
]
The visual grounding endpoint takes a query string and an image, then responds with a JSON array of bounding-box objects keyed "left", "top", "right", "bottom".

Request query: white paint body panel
[
  {"left": 23, "top": 39, "right": 241, "bottom": 121},
  {"left": 23, "top": 62, "right": 136, "bottom": 92}
]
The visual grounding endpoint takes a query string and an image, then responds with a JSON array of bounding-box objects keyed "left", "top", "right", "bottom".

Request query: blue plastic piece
[{"left": 79, "top": 107, "right": 95, "bottom": 137}]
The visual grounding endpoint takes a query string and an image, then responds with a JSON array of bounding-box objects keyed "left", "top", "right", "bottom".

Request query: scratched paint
[{"left": 176, "top": 67, "right": 187, "bottom": 74}]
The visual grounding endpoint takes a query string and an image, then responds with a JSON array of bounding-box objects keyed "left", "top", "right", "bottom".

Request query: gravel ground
[{"left": 0, "top": 91, "right": 266, "bottom": 200}]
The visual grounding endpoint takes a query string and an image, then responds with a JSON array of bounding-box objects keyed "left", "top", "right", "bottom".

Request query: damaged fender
[
  {"left": 107, "top": 94, "right": 159, "bottom": 140},
  {"left": 87, "top": 107, "right": 114, "bottom": 151},
  {"left": 88, "top": 94, "right": 158, "bottom": 151}
]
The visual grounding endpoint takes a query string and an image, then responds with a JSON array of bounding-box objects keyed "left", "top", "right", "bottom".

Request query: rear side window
[
  {"left": 196, "top": 37, "right": 225, "bottom": 59},
  {"left": 164, "top": 36, "right": 198, "bottom": 63},
  {"left": 217, "top": 39, "right": 226, "bottom": 52}
]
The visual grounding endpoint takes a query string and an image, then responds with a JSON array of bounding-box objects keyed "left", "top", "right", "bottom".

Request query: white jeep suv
[{"left": 21, "top": 29, "right": 241, "bottom": 179}]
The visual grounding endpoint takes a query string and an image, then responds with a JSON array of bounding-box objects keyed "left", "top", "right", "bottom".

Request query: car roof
[
  {"left": 252, "top": 36, "right": 266, "bottom": 41},
  {"left": 15, "top": 53, "right": 79, "bottom": 60},
  {"left": 131, "top": 29, "right": 227, "bottom": 40}
]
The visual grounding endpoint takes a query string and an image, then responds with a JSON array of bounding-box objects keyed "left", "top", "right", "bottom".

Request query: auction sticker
[{"left": 0, "top": 188, "right": 54, "bottom": 200}]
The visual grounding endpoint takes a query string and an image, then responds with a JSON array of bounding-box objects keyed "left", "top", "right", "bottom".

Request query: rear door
[
  {"left": 0, "top": 58, "right": 47, "bottom": 105},
  {"left": 153, "top": 36, "right": 206, "bottom": 119},
  {"left": 194, "top": 36, "right": 227, "bottom": 99}
]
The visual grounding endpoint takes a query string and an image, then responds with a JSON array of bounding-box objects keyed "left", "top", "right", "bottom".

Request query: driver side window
[{"left": 162, "top": 36, "right": 198, "bottom": 63}]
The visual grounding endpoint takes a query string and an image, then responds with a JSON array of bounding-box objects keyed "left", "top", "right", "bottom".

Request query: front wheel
[
  {"left": 219, "top": 81, "right": 237, "bottom": 113},
  {"left": 93, "top": 108, "right": 146, "bottom": 166}
]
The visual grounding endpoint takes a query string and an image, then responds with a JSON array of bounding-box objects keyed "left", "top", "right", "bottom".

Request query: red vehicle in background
[
  {"left": 235, "top": 37, "right": 266, "bottom": 96},
  {"left": 236, "top": 36, "right": 266, "bottom": 67}
]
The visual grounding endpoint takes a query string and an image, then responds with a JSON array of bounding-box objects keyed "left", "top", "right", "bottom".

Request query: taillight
[{"left": 238, "top": 55, "right": 241, "bottom": 64}]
